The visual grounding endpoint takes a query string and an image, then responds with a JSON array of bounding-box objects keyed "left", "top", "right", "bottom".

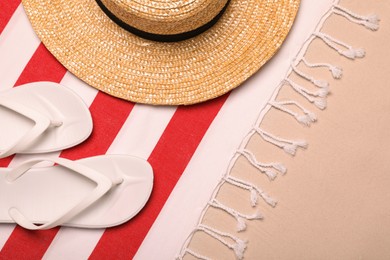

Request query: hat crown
[{"left": 99, "top": 0, "right": 229, "bottom": 35}]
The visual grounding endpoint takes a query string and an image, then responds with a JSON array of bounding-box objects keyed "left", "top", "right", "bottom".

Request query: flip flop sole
[
  {"left": 0, "top": 81, "right": 92, "bottom": 154},
  {"left": 0, "top": 155, "right": 153, "bottom": 228}
]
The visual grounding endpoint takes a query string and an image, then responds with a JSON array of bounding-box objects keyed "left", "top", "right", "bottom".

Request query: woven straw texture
[
  {"left": 100, "top": 0, "right": 229, "bottom": 34},
  {"left": 22, "top": 0, "right": 300, "bottom": 105}
]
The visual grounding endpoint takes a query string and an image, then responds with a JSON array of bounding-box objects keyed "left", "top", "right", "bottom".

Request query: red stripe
[
  {"left": 0, "top": 1, "right": 20, "bottom": 34},
  {"left": 15, "top": 43, "right": 67, "bottom": 86},
  {"left": 0, "top": 229, "right": 59, "bottom": 260},
  {"left": 0, "top": 156, "right": 14, "bottom": 168},
  {"left": 0, "top": 44, "right": 135, "bottom": 258},
  {"left": 60, "top": 93, "right": 134, "bottom": 160},
  {"left": 90, "top": 94, "right": 228, "bottom": 259}
]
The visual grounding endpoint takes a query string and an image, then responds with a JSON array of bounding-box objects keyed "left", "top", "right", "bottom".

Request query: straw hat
[{"left": 22, "top": 0, "right": 300, "bottom": 105}]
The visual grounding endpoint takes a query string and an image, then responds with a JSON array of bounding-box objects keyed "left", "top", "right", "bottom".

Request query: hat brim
[{"left": 22, "top": 0, "right": 300, "bottom": 105}]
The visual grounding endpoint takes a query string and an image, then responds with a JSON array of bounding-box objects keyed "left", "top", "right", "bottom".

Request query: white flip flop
[
  {"left": 0, "top": 155, "right": 153, "bottom": 229},
  {"left": 0, "top": 82, "right": 92, "bottom": 158}
]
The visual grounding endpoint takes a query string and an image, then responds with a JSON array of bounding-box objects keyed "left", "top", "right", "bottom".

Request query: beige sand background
[{"left": 185, "top": 0, "right": 390, "bottom": 259}]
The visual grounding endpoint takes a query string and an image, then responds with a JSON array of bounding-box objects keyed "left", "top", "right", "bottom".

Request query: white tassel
[
  {"left": 363, "top": 20, "right": 380, "bottom": 31},
  {"left": 273, "top": 163, "right": 287, "bottom": 175},
  {"left": 209, "top": 199, "right": 264, "bottom": 232},
  {"left": 237, "top": 217, "right": 247, "bottom": 232},
  {"left": 314, "top": 98, "right": 327, "bottom": 110},
  {"left": 317, "top": 87, "right": 330, "bottom": 98},
  {"left": 313, "top": 79, "right": 329, "bottom": 88},
  {"left": 198, "top": 225, "right": 247, "bottom": 259},
  {"left": 367, "top": 14, "right": 380, "bottom": 25},
  {"left": 264, "top": 169, "right": 277, "bottom": 180},
  {"left": 251, "top": 211, "right": 264, "bottom": 220},
  {"left": 234, "top": 239, "right": 247, "bottom": 260},
  {"left": 340, "top": 48, "right": 357, "bottom": 59},
  {"left": 250, "top": 188, "right": 258, "bottom": 207},
  {"left": 298, "top": 110, "right": 319, "bottom": 124},
  {"left": 354, "top": 48, "right": 366, "bottom": 58},
  {"left": 315, "top": 32, "right": 364, "bottom": 61},
  {"left": 284, "top": 79, "right": 328, "bottom": 107},
  {"left": 270, "top": 100, "right": 317, "bottom": 126},
  {"left": 330, "top": 66, "right": 343, "bottom": 79},
  {"left": 341, "top": 48, "right": 365, "bottom": 59},
  {"left": 289, "top": 83, "right": 328, "bottom": 109},
  {"left": 254, "top": 127, "right": 308, "bottom": 156},
  {"left": 291, "top": 64, "right": 329, "bottom": 89},
  {"left": 333, "top": 5, "right": 380, "bottom": 31},
  {"left": 238, "top": 149, "right": 280, "bottom": 180},
  {"left": 307, "top": 111, "right": 317, "bottom": 122},
  {"left": 295, "top": 140, "right": 308, "bottom": 148},
  {"left": 283, "top": 144, "right": 298, "bottom": 155},
  {"left": 283, "top": 142, "right": 308, "bottom": 156},
  {"left": 225, "top": 175, "right": 277, "bottom": 207},
  {"left": 302, "top": 58, "right": 343, "bottom": 79},
  {"left": 260, "top": 192, "right": 277, "bottom": 207}
]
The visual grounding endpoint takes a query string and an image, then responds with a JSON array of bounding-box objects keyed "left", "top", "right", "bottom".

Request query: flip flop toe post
[
  {"left": 0, "top": 82, "right": 92, "bottom": 158},
  {"left": 0, "top": 155, "right": 153, "bottom": 229}
]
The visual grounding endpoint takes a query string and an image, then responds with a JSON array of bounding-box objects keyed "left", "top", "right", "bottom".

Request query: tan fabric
[{"left": 186, "top": 0, "right": 390, "bottom": 259}]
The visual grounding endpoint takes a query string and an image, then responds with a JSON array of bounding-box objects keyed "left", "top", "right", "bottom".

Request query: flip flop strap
[
  {"left": 0, "top": 97, "right": 59, "bottom": 158},
  {"left": 6, "top": 157, "right": 114, "bottom": 230}
]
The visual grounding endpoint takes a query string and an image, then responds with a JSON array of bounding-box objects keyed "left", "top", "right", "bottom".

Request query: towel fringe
[
  {"left": 269, "top": 100, "right": 317, "bottom": 126},
  {"left": 237, "top": 149, "right": 286, "bottom": 180},
  {"left": 254, "top": 127, "right": 307, "bottom": 156},
  {"left": 197, "top": 224, "right": 248, "bottom": 260},
  {"left": 333, "top": 4, "right": 380, "bottom": 31},
  {"left": 301, "top": 57, "right": 343, "bottom": 79},
  {"left": 224, "top": 175, "right": 277, "bottom": 207},
  {"left": 284, "top": 78, "right": 328, "bottom": 110},
  {"left": 209, "top": 198, "right": 263, "bottom": 232},
  {"left": 291, "top": 63, "right": 330, "bottom": 88},
  {"left": 314, "top": 32, "right": 365, "bottom": 60}
]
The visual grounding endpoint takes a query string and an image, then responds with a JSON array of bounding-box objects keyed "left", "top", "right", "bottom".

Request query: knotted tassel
[
  {"left": 237, "top": 149, "right": 283, "bottom": 180},
  {"left": 314, "top": 32, "right": 365, "bottom": 60},
  {"left": 333, "top": 4, "right": 380, "bottom": 31},
  {"left": 330, "top": 66, "right": 343, "bottom": 79},
  {"left": 291, "top": 63, "right": 330, "bottom": 89},
  {"left": 301, "top": 58, "right": 343, "bottom": 79},
  {"left": 225, "top": 175, "right": 277, "bottom": 207},
  {"left": 197, "top": 224, "right": 248, "bottom": 260},
  {"left": 284, "top": 78, "right": 328, "bottom": 110},
  {"left": 270, "top": 100, "right": 317, "bottom": 126},
  {"left": 233, "top": 239, "right": 247, "bottom": 260}
]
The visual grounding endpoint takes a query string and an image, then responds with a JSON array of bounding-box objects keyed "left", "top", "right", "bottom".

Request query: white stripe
[
  {"left": 42, "top": 104, "right": 176, "bottom": 259},
  {"left": 107, "top": 104, "right": 177, "bottom": 159},
  {"left": 59, "top": 73, "right": 98, "bottom": 107},
  {"left": 134, "top": 0, "right": 335, "bottom": 259},
  {"left": 43, "top": 228, "right": 104, "bottom": 260},
  {"left": 0, "top": 224, "right": 14, "bottom": 251},
  {"left": 0, "top": 4, "right": 40, "bottom": 90}
]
